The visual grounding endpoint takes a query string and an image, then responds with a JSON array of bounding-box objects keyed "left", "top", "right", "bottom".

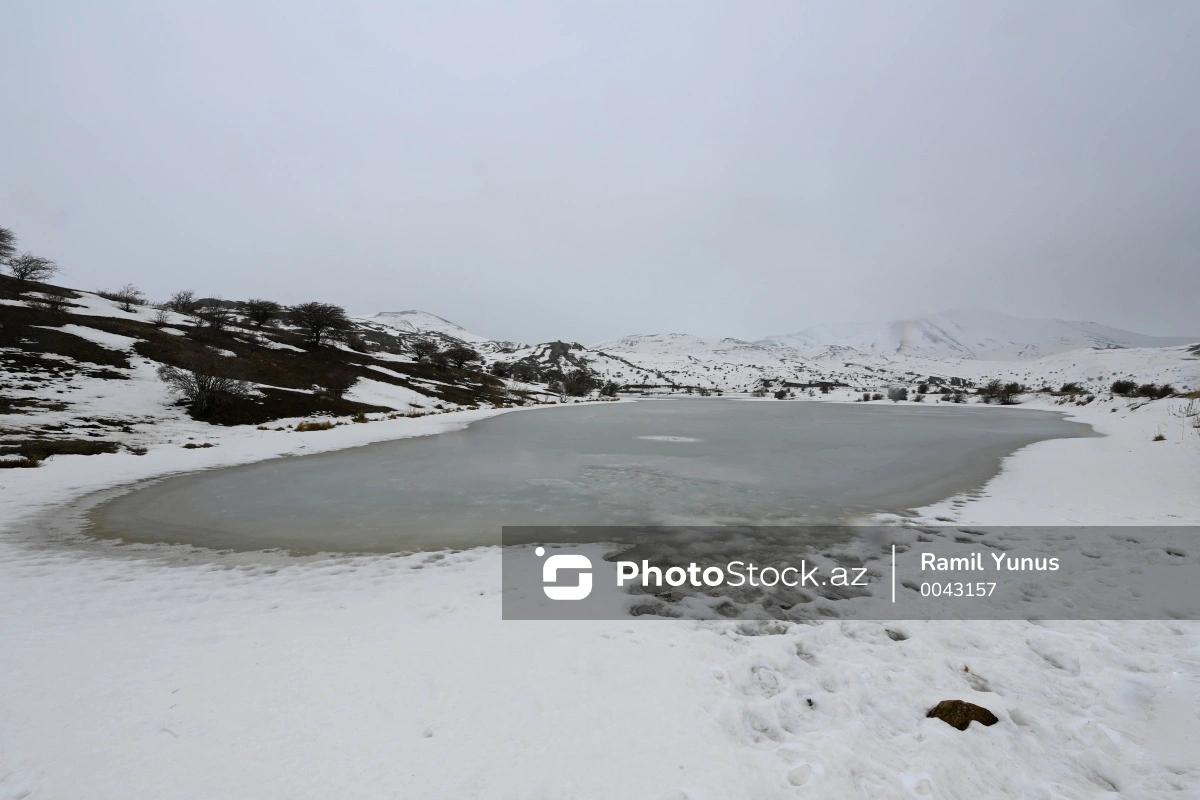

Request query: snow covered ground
[
  {"left": 2, "top": 290, "right": 1198, "bottom": 798},
  {"left": 1, "top": 389, "right": 1197, "bottom": 799}
]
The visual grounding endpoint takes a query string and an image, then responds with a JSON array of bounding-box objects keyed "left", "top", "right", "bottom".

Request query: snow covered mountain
[
  {"left": 759, "top": 309, "right": 1197, "bottom": 360},
  {"left": 365, "top": 311, "right": 525, "bottom": 352}
]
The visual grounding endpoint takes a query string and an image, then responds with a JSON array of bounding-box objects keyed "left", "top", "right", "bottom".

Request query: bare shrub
[
  {"left": 151, "top": 307, "right": 172, "bottom": 327},
  {"left": 1136, "top": 383, "right": 1175, "bottom": 400},
  {"left": 322, "top": 370, "right": 358, "bottom": 399},
  {"left": 156, "top": 353, "right": 250, "bottom": 415},
  {"left": 295, "top": 420, "right": 335, "bottom": 432},
  {"left": 196, "top": 299, "right": 235, "bottom": 332},
  {"left": 1171, "top": 399, "right": 1200, "bottom": 440},
  {"left": 1111, "top": 379, "right": 1138, "bottom": 396},
  {"left": 7, "top": 252, "right": 59, "bottom": 284},
  {"left": 979, "top": 380, "right": 1022, "bottom": 404}
]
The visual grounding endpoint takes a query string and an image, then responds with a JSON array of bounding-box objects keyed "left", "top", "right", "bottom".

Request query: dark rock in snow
[{"left": 926, "top": 699, "right": 999, "bottom": 730}]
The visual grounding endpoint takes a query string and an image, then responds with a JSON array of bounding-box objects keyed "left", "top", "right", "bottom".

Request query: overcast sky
[{"left": 3, "top": 1, "right": 1198, "bottom": 343}]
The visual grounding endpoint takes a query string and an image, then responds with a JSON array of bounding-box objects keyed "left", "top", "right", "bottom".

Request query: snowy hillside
[{"left": 760, "top": 308, "right": 1197, "bottom": 360}]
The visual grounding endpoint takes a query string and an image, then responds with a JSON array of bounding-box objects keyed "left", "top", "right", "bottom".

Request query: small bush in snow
[
  {"left": 295, "top": 420, "right": 335, "bottom": 432},
  {"left": 1111, "top": 379, "right": 1138, "bottom": 396},
  {"left": 1136, "top": 383, "right": 1175, "bottom": 399},
  {"left": 27, "top": 288, "right": 71, "bottom": 314},
  {"left": 157, "top": 353, "right": 250, "bottom": 415},
  {"left": 99, "top": 283, "right": 145, "bottom": 312},
  {"left": 322, "top": 370, "right": 358, "bottom": 400}
]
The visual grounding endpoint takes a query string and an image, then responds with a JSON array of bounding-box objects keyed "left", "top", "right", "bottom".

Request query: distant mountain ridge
[
  {"left": 360, "top": 305, "right": 1198, "bottom": 395},
  {"left": 370, "top": 307, "right": 1195, "bottom": 363},
  {"left": 757, "top": 309, "right": 1197, "bottom": 360}
]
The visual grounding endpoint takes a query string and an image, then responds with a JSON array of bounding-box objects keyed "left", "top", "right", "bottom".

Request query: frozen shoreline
[{"left": 1, "top": 395, "right": 1197, "bottom": 799}]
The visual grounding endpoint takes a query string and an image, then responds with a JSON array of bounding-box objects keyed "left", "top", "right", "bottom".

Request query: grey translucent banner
[{"left": 500, "top": 526, "right": 1199, "bottom": 620}]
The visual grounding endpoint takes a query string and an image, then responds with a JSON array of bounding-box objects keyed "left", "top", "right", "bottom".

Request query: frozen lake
[{"left": 87, "top": 399, "right": 1094, "bottom": 553}]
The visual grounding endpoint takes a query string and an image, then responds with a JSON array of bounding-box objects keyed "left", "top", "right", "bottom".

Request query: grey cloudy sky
[{"left": 3, "top": 1, "right": 1198, "bottom": 344}]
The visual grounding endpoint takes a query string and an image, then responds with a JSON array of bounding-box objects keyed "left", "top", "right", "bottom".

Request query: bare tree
[
  {"left": 0, "top": 227, "right": 16, "bottom": 264},
  {"left": 443, "top": 344, "right": 481, "bottom": 369},
  {"left": 156, "top": 352, "right": 250, "bottom": 415},
  {"left": 244, "top": 298, "right": 281, "bottom": 327},
  {"left": 291, "top": 302, "right": 351, "bottom": 346},
  {"left": 8, "top": 252, "right": 59, "bottom": 284},
  {"left": 100, "top": 283, "right": 145, "bottom": 312},
  {"left": 166, "top": 290, "right": 199, "bottom": 316},
  {"left": 411, "top": 340, "right": 440, "bottom": 362}
]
